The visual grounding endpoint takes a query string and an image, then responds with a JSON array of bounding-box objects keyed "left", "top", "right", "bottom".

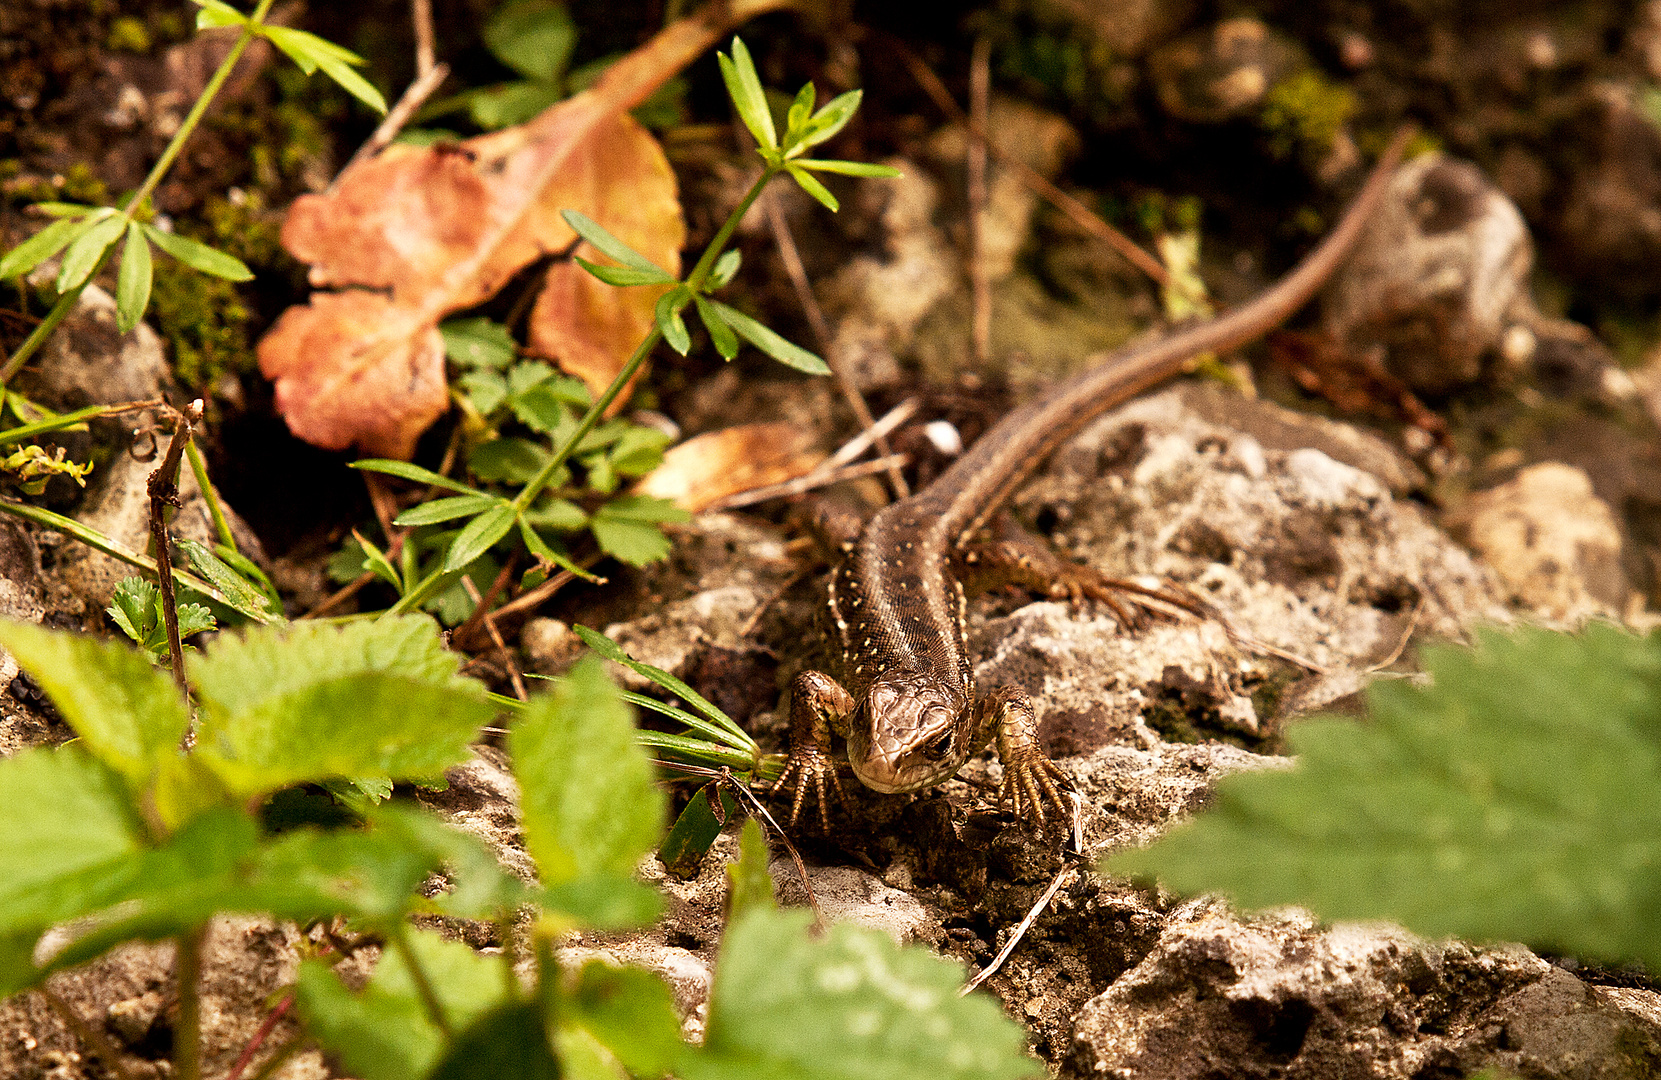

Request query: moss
[
  {"left": 1259, "top": 69, "right": 1357, "bottom": 160},
  {"left": 105, "top": 16, "right": 151, "bottom": 54}
]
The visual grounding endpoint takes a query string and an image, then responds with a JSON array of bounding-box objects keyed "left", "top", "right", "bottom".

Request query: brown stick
[
  {"left": 967, "top": 36, "right": 992, "bottom": 365},
  {"left": 148, "top": 400, "right": 204, "bottom": 703}
]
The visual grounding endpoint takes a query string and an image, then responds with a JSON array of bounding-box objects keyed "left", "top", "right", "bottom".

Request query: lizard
[{"left": 773, "top": 128, "right": 1412, "bottom": 832}]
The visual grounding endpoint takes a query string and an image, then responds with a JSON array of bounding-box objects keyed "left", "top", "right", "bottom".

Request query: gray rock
[{"left": 1147, "top": 18, "right": 1305, "bottom": 124}]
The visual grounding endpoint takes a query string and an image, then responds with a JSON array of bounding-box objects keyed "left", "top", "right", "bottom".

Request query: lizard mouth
[{"left": 851, "top": 750, "right": 957, "bottom": 794}]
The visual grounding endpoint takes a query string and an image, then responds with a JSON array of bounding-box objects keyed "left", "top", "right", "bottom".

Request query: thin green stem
[
  {"left": 187, "top": 441, "right": 238, "bottom": 551},
  {"left": 174, "top": 925, "right": 208, "bottom": 1080},
  {"left": 0, "top": 497, "right": 230, "bottom": 603},
  {"left": 0, "top": 400, "right": 155, "bottom": 446},
  {"left": 684, "top": 166, "right": 777, "bottom": 293},
  {"left": 391, "top": 924, "right": 453, "bottom": 1038},
  {"left": 1, "top": 0, "right": 275, "bottom": 384}
]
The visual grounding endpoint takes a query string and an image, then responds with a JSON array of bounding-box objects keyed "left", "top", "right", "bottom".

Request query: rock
[
  {"left": 1026, "top": 0, "right": 1195, "bottom": 60},
  {"left": 1447, "top": 462, "right": 1628, "bottom": 623},
  {"left": 1147, "top": 18, "right": 1305, "bottom": 124},
  {"left": 1553, "top": 82, "right": 1661, "bottom": 299},
  {"left": 771, "top": 862, "right": 941, "bottom": 946},
  {"left": 1062, "top": 903, "right": 1661, "bottom": 1079},
  {"left": 419, "top": 745, "right": 539, "bottom": 884},
  {"left": 13, "top": 283, "right": 174, "bottom": 411},
  {"left": 1323, "top": 152, "right": 1533, "bottom": 394},
  {"left": 519, "top": 616, "right": 584, "bottom": 676}
]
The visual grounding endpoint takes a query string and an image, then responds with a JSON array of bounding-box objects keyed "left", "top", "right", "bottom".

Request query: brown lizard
[{"left": 775, "top": 129, "right": 1412, "bottom": 831}]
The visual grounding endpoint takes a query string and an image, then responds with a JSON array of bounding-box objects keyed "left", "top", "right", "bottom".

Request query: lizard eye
[{"left": 922, "top": 731, "right": 955, "bottom": 760}]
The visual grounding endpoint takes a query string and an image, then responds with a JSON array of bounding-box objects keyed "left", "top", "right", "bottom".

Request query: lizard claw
[
  {"left": 1000, "top": 748, "right": 1075, "bottom": 836},
  {"left": 771, "top": 747, "right": 846, "bottom": 832}
]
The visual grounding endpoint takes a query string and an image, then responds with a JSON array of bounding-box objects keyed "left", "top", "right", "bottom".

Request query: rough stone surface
[
  {"left": 1148, "top": 18, "right": 1305, "bottom": 124},
  {"left": 1323, "top": 152, "right": 1533, "bottom": 393},
  {"left": 1448, "top": 462, "right": 1628, "bottom": 623}
]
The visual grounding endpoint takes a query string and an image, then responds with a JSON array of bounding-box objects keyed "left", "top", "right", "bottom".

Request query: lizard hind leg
[
  {"left": 976, "top": 684, "right": 1075, "bottom": 834},
  {"left": 772, "top": 670, "right": 855, "bottom": 831}
]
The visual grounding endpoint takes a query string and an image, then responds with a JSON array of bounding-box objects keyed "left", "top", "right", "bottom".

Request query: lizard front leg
[
  {"left": 974, "top": 685, "right": 1074, "bottom": 833},
  {"left": 772, "top": 670, "right": 854, "bottom": 830}
]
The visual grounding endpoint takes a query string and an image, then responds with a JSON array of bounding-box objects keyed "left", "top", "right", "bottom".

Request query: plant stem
[
  {"left": 187, "top": 440, "right": 238, "bottom": 551},
  {"left": 507, "top": 165, "right": 778, "bottom": 516},
  {"left": 391, "top": 924, "right": 453, "bottom": 1038},
  {"left": 174, "top": 925, "right": 208, "bottom": 1080},
  {"left": 0, "top": 497, "right": 229, "bottom": 602},
  {"left": 0, "top": 0, "right": 276, "bottom": 383},
  {"left": 150, "top": 401, "right": 203, "bottom": 699},
  {"left": 0, "top": 398, "right": 161, "bottom": 446}
]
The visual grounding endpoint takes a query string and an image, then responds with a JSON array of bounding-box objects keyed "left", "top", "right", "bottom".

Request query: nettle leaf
[
  {"left": 717, "top": 37, "right": 776, "bottom": 150},
  {"left": 564, "top": 960, "right": 685, "bottom": 1078},
  {"left": 704, "top": 300, "right": 829, "bottom": 375},
  {"left": 509, "top": 656, "right": 665, "bottom": 886},
  {"left": 432, "top": 1001, "right": 561, "bottom": 1080},
  {"left": 1105, "top": 622, "right": 1661, "bottom": 973},
  {"left": 298, "top": 929, "right": 509, "bottom": 1080},
  {"left": 141, "top": 223, "right": 253, "bottom": 281},
  {"left": 441, "top": 317, "right": 518, "bottom": 370},
  {"left": 460, "top": 370, "right": 509, "bottom": 416},
  {"left": 590, "top": 495, "right": 689, "bottom": 568},
  {"left": 115, "top": 221, "right": 152, "bottom": 333},
  {"left": 187, "top": 617, "right": 492, "bottom": 801},
  {"left": 0, "top": 622, "right": 189, "bottom": 789},
  {"left": 688, "top": 908, "right": 1042, "bottom": 1080}
]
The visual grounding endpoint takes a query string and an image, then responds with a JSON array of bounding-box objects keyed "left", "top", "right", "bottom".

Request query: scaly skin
[{"left": 776, "top": 130, "right": 1412, "bottom": 832}]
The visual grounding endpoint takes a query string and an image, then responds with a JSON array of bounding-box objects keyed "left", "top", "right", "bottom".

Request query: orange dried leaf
[
  {"left": 257, "top": 0, "right": 788, "bottom": 458},
  {"left": 635, "top": 423, "right": 824, "bottom": 512}
]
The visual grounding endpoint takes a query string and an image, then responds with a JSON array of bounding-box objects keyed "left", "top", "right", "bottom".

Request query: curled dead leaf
[{"left": 634, "top": 423, "right": 824, "bottom": 512}]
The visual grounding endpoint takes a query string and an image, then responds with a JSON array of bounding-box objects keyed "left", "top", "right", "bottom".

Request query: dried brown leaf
[
  {"left": 257, "top": 0, "right": 787, "bottom": 457},
  {"left": 635, "top": 423, "right": 824, "bottom": 511}
]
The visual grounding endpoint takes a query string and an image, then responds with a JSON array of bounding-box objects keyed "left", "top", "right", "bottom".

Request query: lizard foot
[
  {"left": 771, "top": 747, "right": 847, "bottom": 832},
  {"left": 999, "top": 745, "right": 1076, "bottom": 835}
]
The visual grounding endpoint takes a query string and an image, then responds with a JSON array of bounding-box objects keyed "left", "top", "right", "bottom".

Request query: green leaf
[
  {"left": 56, "top": 214, "right": 125, "bottom": 292},
  {"left": 177, "top": 538, "right": 280, "bottom": 623},
  {"left": 114, "top": 222, "right": 152, "bottom": 333},
  {"left": 467, "top": 80, "right": 564, "bottom": 130},
  {"left": 694, "top": 298, "right": 739, "bottom": 361},
  {"left": 717, "top": 37, "right": 776, "bottom": 150},
  {"left": 297, "top": 928, "right": 510, "bottom": 1080},
  {"left": 510, "top": 380, "right": 577, "bottom": 435},
  {"left": 689, "top": 908, "right": 1042, "bottom": 1080},
  {"left": 565, "top": 960, "right": 685, "bottom": 1077},
  {"left": 606, "top": 425, "right": 670, "bottom": 478},
  {"left": 29, "top": 202, "right": 103, "bottom": 218},
  {"left": 659, "top": 784, "right": 735, "bottom": 878},
  {"left": 352, "top": 530, "right": 404, "bottom": 591},
  {"left": 726, "top": 817, "right": 774, "bottom": 920},
  {"left": 575, "top": 256, "right": 677, "bottom": 287},
  {"left": 786, "top": 163, "right": 839, "bottom": 212},
  {"left": 470, "top": 437, "right": 556, "bottom": 485},
  {"left": 793, "top": 159, "right": 903, "bottom": 178},
  {"left": 560, "top": 210, "right": 673, "bottom": 278},
  {"left": 262, "top": 26, "right": 387, "bottom": 113},
  {"left": 539, "top": 874, "right": 663, "bottom": 929},
  {"left": 705, "top": 300, "right": 829, "bottom": 375},
  {"left": 0, "top": 215, "right": 98, "bottom": 280},
  {"left": 191, "top": 0, "right": 247, "bottom": 29},
  {"left": 517, "top": 516, "right": 599, "bottom": 582},
  {"left": 572, "top": 625, "right": 753, "bottom": 752},
  {"left": 590, "top": 496, "right": 685, "bottom": 567},
  {"left": 431, "top": 1001, "right": 561, "bottom": 1080},
  {"left": 351, "top": 458, "right": 485, "bottom": 496},
  {"left": 655, "top": 288, "right": 692, "bottom": 355},
  {"left": 796, "top": 90, "right": 863, "bottom": 151},
  {"left": 108, "top": 576, "right": 159, "bottom": 648},
  {"left": 443, "top": 500, "right": 517, "bottom": 572},
  {"left": 509, "top": 656, "right": 665, "bottom": 885},
  {"left": 707, "top": 248, "right": 741, "bottom": 290},
  {"left": 141, "top": 224, "right": 253, "bottom": 281},
  {"left": 484, "top": 0, "right": 576, "bottom": 82},
  {"left": 441, "top": 317, "right": 518, "bottom": 369},
  {"left": 459, "top": 370, "right": 509, "bottom": 416},
  {"left": 783, "top": 82, "right": 816, "bottom": 148},
  {"left": 524, "top": 497, "right": 587, "bottom": 531},
  {"left": 394, "top": 494, "right": 504, "bottom": 527},
  {"left": 1105, "top": 622, "right": 1661, "bottom": 973},
  {"left": 0, "top": 622, "right": 189, "bottom": 789},
  {"left": 187, "top": 617, "right": 492, "bottom": 801}
]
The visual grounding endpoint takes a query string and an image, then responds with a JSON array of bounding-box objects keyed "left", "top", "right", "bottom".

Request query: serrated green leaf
[
  {"left": 726, "top": 817, "right": 774, "bottom": 920},
  {"left": 566, "top": 960, "right": 685, "bottom": 1077},
  {"left": 708, "top": 248, "right": 741, "bottom": 290},
  {"left": 0, "top": 622, "right": 189, "bottom": 788},
  {"left": 510, "top": 380, "right": 577, "bottom": 436},
  {"left": 1105, "top": 622, "right": 1661, "bottom": 973},
  {"left": 717, "top": 38, "right": 776, "bottom": 150},
  {"left": 796, "top": 89, "right": 862, "bottom": 151},
  {"left": 441, "top": 317, "right": 518, "bottom": 369},
  {"left": 655, "top": 288, "right": 691, "bottom": 355},
  {"left": 470, "top": 437, "right": 556, "bottom": 485},
  {"left": 394, "top": 494, "right": 504, "bottom": 527},
  {"left": 459, "top": 370, "right": 509, "bottom": 416},
  {"left": 560, "top": 210, "right": 672, "bottom": 276},
  {"left": 191, "top": 0, "right": 247, "bottom": 29},
  {"left": 177, "top": 538, "right": 280, "bottom": 623},
  {"left": 108, "top": 577, "right": 158, "bottom": 648},
  {"left": 704, "top": 300, "right": 829, "bottom": 374},
  {"left": 607, "top": 425, "right": 669, "bottom": 477},
  {"left": 55, "top": 214, "right": 125, "bottom": 292},
  {"left": 793, "top": 159, "right": 903, "bottom": 178},
  {"left": 575, "top": 256, "right": 676, "bottom": 287},
  {"left": 689, "top": 908, "right": 1042, "bottom": 1080},
  {"left": 432, "top": 1000, "right": 561, "bottom": 1080},
  {"left": 114, "top": 222, "right": 152, "bottom": 333},
  {"left": 509, "top": 656, "right": 665, "bottom": 885},
  {"left": 694, "top": 297, "right": 739, "bottom": 361},
  {"left": 141, "top": 224, "right": 253, "bottom": 281},
  {"left": 443, "top": 501, "right": 517, "bottom": 572},
  {"left": 590, "top": 512, "right": 670, "bottom": 566},
  {"left": 351, "top": 458, "right": 485, "bottom": 496},
  {"left": 484, "top": 0, "right": 576, "bottom": 82},
  {"left": 173, "top": 603, "right": 217, "bottom": 641},
  {"left": 786, "top": 163, "right": 839, "bottom": 212},
  {"left": 0, "top": 216, "right": 95, "bottom": 280}
]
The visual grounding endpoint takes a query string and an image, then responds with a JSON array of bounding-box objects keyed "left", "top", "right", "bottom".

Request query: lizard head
[{"left": 848, "top": 669, "right": 971, "bottom": 794}]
